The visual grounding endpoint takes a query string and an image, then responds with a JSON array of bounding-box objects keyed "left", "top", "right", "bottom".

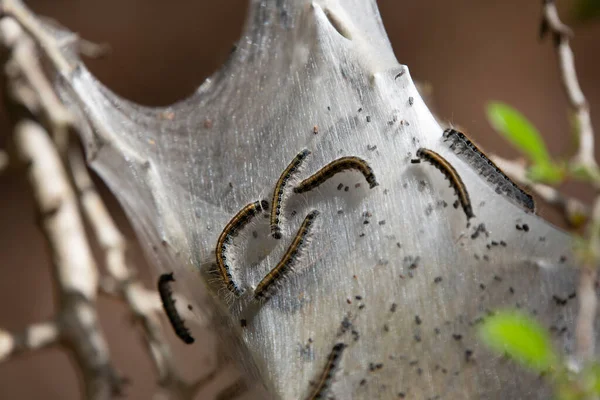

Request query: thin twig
[
  {"left": 540, "top": 0, "right": 599, "bottom": 369},
  {"left": 14, "top": 120, "right": 123, "bottom": 398},
  {"left": 1, "top": 0, "right": 74, "bottom": 75},
  {"left": 538, "top": 0, "right": 600, "bottom": 373},
  {"left": 69, "top": 147, "right": 207, "bottom": 395},
  {"left": 574, "top": 197, "right": 600, "bottom": 366},
  {"left": 0, "top": 5, "right": 241, "bottom": 398},
  {"left": 541, "top": 0, "right": 596, "bottom": 171},
  {"left": 491, "top": 156, "right": 589, "bottom": 227},
  {"left": 0, "top": 2, "right": 271, "bottom": 399},
  {"left": 0, "top": 321, "right": 60, "bottom": 361},
  {"left": 1, "top": 17, "right": 123, "bottom": 399},
  {"left": 575, "top": 266, "right": 597, "bottom": 365},
  {"left": 37, "top": 15, "right": 111, "bottom": 59}
]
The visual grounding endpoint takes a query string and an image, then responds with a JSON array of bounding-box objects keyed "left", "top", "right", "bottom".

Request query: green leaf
[
  {"left": 486, "top": 102, "right": 551, "bottom": 167},
  {"left": 479, "top": 310, "right": 557, "bottom": 373},
  {"left": 527, "top": 162, "right": 565, "bottom": 185}
]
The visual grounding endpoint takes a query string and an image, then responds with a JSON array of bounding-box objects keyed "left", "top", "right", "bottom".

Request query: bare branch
[
  {"left": 68, "top": 148, "right": 129, "bottom": 283},
  {"left": 491, "top": 156, "right": 589, "bottom": 227},
  {"left": 1, "top": 16, "right": 123, "bottom": 399},
  {"left": 541, "top": 0, "right": 596, "bottom": 170},
  {"left": 1, "top": 7, "right": 236, "bottom": 399},
  {"left": 69, "top": 147, "right": 202, "bottom": 395},
  {"left": 36, "top": 15, "right": 111, "bottom": 59},
  {"left": 1, "top": 0, "right": 75, "bottom": 75},
  {"left": 575, "top": 265, "right": 597, "bottom": 365},
  {"left": 574, "top": 196, "right": 600, "bottom": 366},
  {"left": 13, "top": 119, "right": 123, "bottom": 399},
  {"left": 540, "top": 0, "right": 600, "bottom": 369},
  {"left": 0, "top": 321, "right": 60, "bottom": 361},
  {"left": 0, "top": 5, "right": 72, "bottom": 154}
]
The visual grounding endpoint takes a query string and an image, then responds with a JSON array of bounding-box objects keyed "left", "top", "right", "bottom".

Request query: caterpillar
[
  {"left": 254, "top": 210, "right": 319, "bottom": 301},
  {"left": 412, "top": 148, "right": 475, "bottom": 221},
  {"left": 157, "top": 273, "right": 194, "bottom": 344},
  {"left": 442, "top": 128, "right": 535, "bottom": 212},
  {"left": 271, "top": 149, "right": 311, "bottom": 239},
  {"left": 216, "top": 200, "right": 269, "bottom": 296},
  {"left": 294, "top": 156, "right": 378, "bottom": 194},
  {"left": 305, "top": 343, "right": 346, "bottom": 400}
]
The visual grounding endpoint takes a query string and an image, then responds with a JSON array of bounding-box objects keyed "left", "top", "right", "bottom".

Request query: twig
[
  {"left": 14, "top": 120, "right": 123, "bottom": 398},
  {"left": 37, "top": 15, "right": 111, "bottom": 59},
  {"left": 574, "top": 197, "right": 600, "bottom": 366},
  {"left": 540, "top": 0, "right": 599, "bottom": 370},
  {"left": 0, "top": 2, "right": 72, "bottom": 154},
  {"left": 0, "top": 5, "right": 251, "bottom": 399},
  {"left": 0, "top": 2, "right": 272, "bottom": 399},
  {"left": 575, "top": 265, "right": 597, "bottom": 365},
  {"left": 0, "top": 9, "right": 213, "bottom": 398},
  {"left": 0, "top": 321, "right": 60, "bottom": 361},
  {"left": 69, "top": 147, "right": 211, "bottom": 396},
  {"left": 1, "top": 16, "right": 123, "bottom": 399},
  {"left": 1, "top": 0, "right": 74, "bottom": 75},
  {"left": 491, "top": 156, "right": 589, "bottom": 227},
  {"left": 541, "top": 0, "right": 596, "bottom": 171}
]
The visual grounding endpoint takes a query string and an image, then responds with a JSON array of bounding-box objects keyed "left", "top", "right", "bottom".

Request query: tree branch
[
  {"left": 0, "top": 321, "right": 60, "bottom": 361},
  {"left": 69, "top": 147, "right": 211, "bottom": 396},
  {"left": 0, "top": 12, "right": 224, "bottom": 399},
  {"left": 491, "top": 156, "right": 589, "bottom": 227},
  {"left": 1, "top": 16, "right": 123, "bottom": 399},
  {"left": 1, "top": 0, "right": 75, "bottom": 75},
  {"left": 573, "top": 195, "right": 600, "bottom": 366},
  {"left": 541, "top": 0, "right": 596, "bottom": 171},
  {"left": 540, "top": 0, "right": 600, "bottom": 369},
  {"left": 14, "top": 119, "right": 123, "bottom": 397},
  {"left": 575, "top": 263, "right": 597, "bottom": 365},
  {"left": 0, "top": 4, "right": 264, "bottom": 398}
]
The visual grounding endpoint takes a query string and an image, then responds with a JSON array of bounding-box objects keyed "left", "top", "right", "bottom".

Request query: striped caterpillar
[
  {"left": 271, "top": 149, "right": 311, "bottom": 239},
  {"left": 254, "top": 210, "right": 320, "bottom": 301},
  {"left": 216, "top": 200, "right": 269, "bottom": 296},
  {"left": 442, "top": 128, "right": 535, "bottom": 212},
  {"left": 294, "top": 156, "right": 378, "bottom": 194},
  {"left": 412, "top": 148, "right": 475, "bottom": 221}
]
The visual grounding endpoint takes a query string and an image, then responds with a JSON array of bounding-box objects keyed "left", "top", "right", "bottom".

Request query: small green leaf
[
  {"left": 487, "top": 102, "right": 551, "bottom": 167},
  {"left": 479, "top": 310, "right": 557, "bottom": 372},
  {"left": 527, "top": 162, "right": 565, "bottom": 185}
]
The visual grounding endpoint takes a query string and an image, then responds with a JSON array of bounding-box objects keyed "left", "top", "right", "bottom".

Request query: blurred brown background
[{"left": 0, "top": 1, "right": 598, "bottom": 399}]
